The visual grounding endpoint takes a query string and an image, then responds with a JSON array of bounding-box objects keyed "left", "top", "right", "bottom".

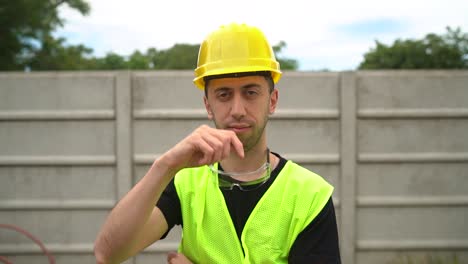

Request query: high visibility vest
[{"left": 174, "top": 160, "right": 333, "bottom": 264}]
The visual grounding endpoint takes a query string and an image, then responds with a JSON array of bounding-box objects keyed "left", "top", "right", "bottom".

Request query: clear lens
[{"left": 212, "top": 163, "right": 271, "bottom": 191}]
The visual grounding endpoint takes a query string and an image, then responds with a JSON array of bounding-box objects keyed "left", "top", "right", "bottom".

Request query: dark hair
[{"left": 204, "top": 71, "right": 274, "bottom": 97}]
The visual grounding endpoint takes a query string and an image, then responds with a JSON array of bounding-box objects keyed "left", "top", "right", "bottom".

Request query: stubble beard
[{"left": 213, "top": 115, "right": 269, "bottom": 153}]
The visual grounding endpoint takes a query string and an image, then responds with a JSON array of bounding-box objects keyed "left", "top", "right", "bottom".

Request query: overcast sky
[{"left": 56, "top": 0, "right": 468, "bottom": 71}]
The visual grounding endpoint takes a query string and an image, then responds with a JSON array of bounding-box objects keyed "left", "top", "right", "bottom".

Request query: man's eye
[{"left": 217, "top": 92, "right": 230, "bottom": 99}]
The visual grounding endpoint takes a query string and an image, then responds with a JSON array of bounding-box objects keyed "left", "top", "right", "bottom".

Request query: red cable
[
  {"left": 0, "top": 223, "right": 55, "bottom": 264},
  {"left": 0, "top": 256, "right": 13, "bottom": 264}
]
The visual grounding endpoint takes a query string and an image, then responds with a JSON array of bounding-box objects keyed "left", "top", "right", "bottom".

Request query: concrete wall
[{"left": 0, "top": 70, "right": 467, "bottom": 264}]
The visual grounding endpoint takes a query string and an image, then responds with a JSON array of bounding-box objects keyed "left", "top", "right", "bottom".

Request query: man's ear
[
  {"left": 269, "top": 88, "right": 279, "bottom": 114},
  {"left": 204, "top": 96, "right": 213, "bottom": 120}
]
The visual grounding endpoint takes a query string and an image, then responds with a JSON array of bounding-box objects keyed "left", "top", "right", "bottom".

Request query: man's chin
[{"left": 238, "top": 136, "right": 257, "bottom": 152}]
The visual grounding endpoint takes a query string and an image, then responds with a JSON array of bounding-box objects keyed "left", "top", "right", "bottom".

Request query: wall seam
[{"left": 340, "top": 71, "right": 357, "bottom": 264}]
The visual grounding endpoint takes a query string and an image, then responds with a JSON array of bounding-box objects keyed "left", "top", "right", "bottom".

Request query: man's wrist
[{"left": 151, "top": 153, "right": 179, "bottom": 181}]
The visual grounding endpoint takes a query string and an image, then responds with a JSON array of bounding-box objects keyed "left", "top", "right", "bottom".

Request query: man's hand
[
  {"left": 160, "top": 125, "right": 244, "bottom": 172},
  {"left": 167, "top": 252, "right": 193, "bottom": 264}
]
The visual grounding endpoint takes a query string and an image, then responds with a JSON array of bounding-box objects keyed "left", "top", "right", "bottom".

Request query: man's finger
[
  {"left": 195, "top": 139, "right": 215, "bottom": 166},
  {"left": 229, "top": 132, "right": 244, "bottom": 158},
  {"left": 222, "top": 142, "right": 231, "bottom": 161},
  {"left": 201, "top": 133, "right": 224, "bottom": 162},
  {"left": 167, "top": 251, "right": 178, "bottom": 262}
]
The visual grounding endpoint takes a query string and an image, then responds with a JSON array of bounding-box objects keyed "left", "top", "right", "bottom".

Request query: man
[{"left": 94, "top": 23, "right": 341, "bottom": 264}]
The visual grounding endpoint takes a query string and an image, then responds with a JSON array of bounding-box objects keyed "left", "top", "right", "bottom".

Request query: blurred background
[
  {"left": 1, "top": 0, "right": 468, "bottom": 72},
  {"left": 0, "top": 1, "right": 467, "bottom": 264}
]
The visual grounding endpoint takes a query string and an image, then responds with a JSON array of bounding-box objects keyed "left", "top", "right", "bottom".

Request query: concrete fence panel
[{"left": 0, "top": 70, "right": 467, "bottom": 264}]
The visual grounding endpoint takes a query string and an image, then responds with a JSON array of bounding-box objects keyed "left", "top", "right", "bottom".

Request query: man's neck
[{"left": 220, "top": 143, "right": 275, "bottom": 181}]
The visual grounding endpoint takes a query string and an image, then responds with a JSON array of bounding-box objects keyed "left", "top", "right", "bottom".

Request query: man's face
[{"left": 203, "top": 75, "right": 278, "bottom": 152}]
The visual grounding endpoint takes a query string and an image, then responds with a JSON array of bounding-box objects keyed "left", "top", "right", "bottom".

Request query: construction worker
[{"left": 94, "top": 23, "right": 341, "bottom": 264}]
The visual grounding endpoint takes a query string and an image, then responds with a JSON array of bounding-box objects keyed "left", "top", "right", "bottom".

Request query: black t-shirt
[{"left": 156, "top": 152, "right": 341, "bottom": 263}]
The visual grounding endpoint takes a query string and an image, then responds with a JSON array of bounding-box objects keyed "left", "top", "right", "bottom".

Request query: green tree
[
  {"left": 0, "top": 0, "right": 90, "bottom": 70},
  {"left": 273, "top": 41, "right": 299, "bottom": 70},
  {"left": 359, "top": 26, "right": 468, "bottom": 69},
  {"left": 1, "top": 0, "right": 301, "bottom": 72},
  {"left": 96, "top": 52, "right": 128, "bottom": 70},
  {"left": 150, "top": 44, "right": 200, "bottom": 70},
  {"left": 27, "top": 34, "right": 97, "bottom": 70},
  {"left": 128, "top": 50, "right": 150, "bottom": 69}
]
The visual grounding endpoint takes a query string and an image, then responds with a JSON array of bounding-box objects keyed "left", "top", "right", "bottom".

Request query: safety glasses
[{"left": 209, "top": 149, "right": 271, "bottom": 191}]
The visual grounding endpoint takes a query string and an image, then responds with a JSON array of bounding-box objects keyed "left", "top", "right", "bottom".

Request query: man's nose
[{"left": 231, "top": 94, "right": 246, "bottom": 120}]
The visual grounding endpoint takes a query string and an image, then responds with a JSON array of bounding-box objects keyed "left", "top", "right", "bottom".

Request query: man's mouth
[{"left": 227, "top": 124, "right": 251, "bottom": 133}]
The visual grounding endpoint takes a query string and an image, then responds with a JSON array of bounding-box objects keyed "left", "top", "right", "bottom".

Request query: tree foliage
[
  {"left": 0, "top": 0, "right": 90, "bottom": 70},
  {"left": 150, "top": 44, "right": 200, "bottom": 70},
  {"left": 89, "top": 44, "right": 199, "bottom": 70},
  {"left": 273, "top": 41, "right": 299, "bottom": 70},
  {"left": 96, "top": 52, "right": 127, "bottom": 70},
  {"left": 359, "top": 27, "right": 468, "bottom": 69},
  {"left": 1, "top": 0, "right": 299, "bottom": 71},
  {"left": 27, "top": 35, "right": 96, "bottom": 70}
]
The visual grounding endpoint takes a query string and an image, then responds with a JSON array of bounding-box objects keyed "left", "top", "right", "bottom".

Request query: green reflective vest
[{"left": 174, "top": 160, "right": 333, "bottom": 264}]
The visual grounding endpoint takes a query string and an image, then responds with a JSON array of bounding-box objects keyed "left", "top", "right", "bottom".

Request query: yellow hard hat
[{"left": 193, "top": 23, "right": 282, "bottom": 90}]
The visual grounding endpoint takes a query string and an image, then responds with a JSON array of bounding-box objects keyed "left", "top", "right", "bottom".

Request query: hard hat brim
[{"left": 194, "top": 61, "right": 282, "bottom": 90}]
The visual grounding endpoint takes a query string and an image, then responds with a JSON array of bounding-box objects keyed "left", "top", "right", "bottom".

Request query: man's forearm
[{"left": 94, "top": 157, "right": 176, "bottom": 263}]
